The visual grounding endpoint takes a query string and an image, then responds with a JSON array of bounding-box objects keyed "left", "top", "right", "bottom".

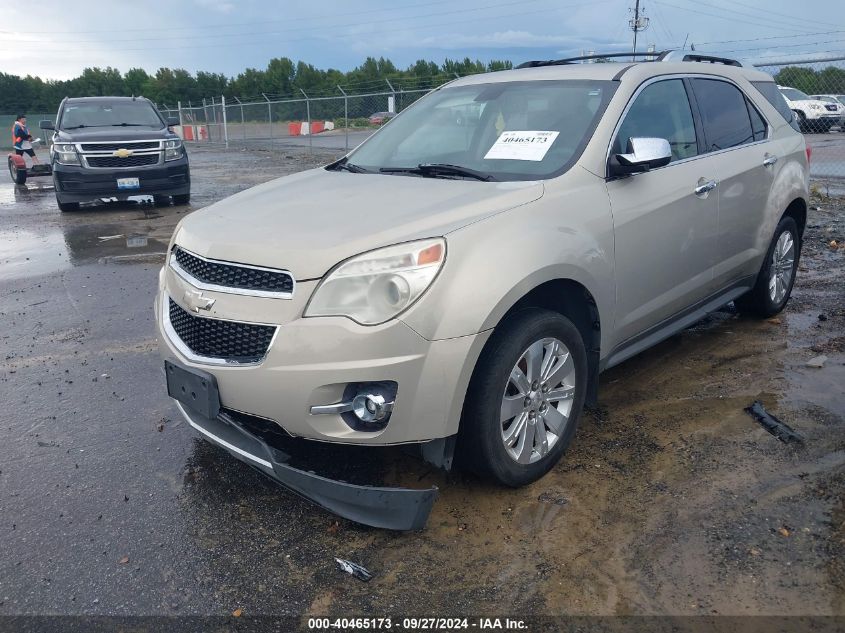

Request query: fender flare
[{"left": 8, "top": 153, "right": 26, "bottom": 169}]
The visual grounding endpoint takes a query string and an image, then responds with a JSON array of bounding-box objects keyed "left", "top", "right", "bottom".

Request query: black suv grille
[
  {"left": 174, "top": 247, "right": 294, "bottom": 295},
  {"left": 81, "top": 141, "right": 160, "bottom": 151},
  {"left": 168, "top": 299, "right": 276, "bottom": 363},
  {"left": 87, "top": 154, "right": 159, "bottom": 168}
]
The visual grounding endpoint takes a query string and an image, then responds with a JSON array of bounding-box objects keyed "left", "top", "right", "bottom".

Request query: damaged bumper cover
[{"left": 174, "top": 402, "right": 439, "bottom": 531}]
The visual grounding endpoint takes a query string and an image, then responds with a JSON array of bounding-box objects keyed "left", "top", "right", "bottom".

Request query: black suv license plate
[{"left": 165, "top": 360, "right": 221, "bottom": 419}]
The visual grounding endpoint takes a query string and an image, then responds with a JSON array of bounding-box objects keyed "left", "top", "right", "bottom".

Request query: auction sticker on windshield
[{"left": 484, "top": 131, "right": 559, "bottom": 161}]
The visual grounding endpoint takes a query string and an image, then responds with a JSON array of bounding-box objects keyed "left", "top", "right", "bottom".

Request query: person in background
[{"left": 12, "top": 115, "right": 40, "bottom": 166}]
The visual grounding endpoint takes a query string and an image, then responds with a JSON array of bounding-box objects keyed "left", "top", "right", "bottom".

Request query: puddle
[
  {"left": 0, "top": 229, "right": 70, "bottom": 281},
  {"left": 62, "top": 224, "right": 167, "bottom": 264}
]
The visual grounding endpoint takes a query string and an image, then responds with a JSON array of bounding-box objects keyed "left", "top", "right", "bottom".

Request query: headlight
[
  {"left": 164, "top": 138, "right": 183, "bottom": 161},
  {"left": 304, "top": 238, "right": 446, "bottom": 325},
  {"left": 53, "top": 142, "right": 79, "bottom": 165}
]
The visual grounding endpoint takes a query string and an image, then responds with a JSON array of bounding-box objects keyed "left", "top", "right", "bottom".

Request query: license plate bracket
[
  {"left": 165, "top": 360, "right": 221, "bottom": 419},
  {"left": 117, "top": 177, "right": 140, "bottom": 190}
]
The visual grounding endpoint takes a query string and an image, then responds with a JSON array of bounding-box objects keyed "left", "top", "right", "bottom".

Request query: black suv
[{"left": 40, "top": 96, "right": 190, "bottom": 212}]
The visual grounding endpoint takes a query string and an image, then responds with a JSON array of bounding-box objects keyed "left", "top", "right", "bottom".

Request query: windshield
[
  {"left": 780, "top": 87, "right": 810, "bottom": 101},
  {"left": 60, "top": 101, "right": 164, "bottom": 129},
  {"left": 347, "top": 80, "right": 616, "bottom": 181}
]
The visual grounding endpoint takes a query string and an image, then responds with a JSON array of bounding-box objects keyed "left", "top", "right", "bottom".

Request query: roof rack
[
  {"left": 516, "top": 49, "right": 743, "bottom": 69},
  {"left": 656, "top": 50, "right": 743, "bottom": 66},
  {"left": 517, "top": 51, "right": 665, "bottom": 68}
]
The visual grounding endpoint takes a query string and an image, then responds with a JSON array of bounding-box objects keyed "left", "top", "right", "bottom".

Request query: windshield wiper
[
  {"left": 380, "top": 163, "right": 496, "bottom": 181},
  {"left": 326, "top": 156, "right": 371, "bottom": 174},
  {"left": 110, "top": 123, "right": 148, "bottom": 127}
]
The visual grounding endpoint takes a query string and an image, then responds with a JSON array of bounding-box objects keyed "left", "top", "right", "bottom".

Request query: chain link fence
[
  {"left": 159, "top": 57, "right": 845, "bottom": 184},
  {"left": 754, "top": 57, "right": 845, "bottom": 184},
  {"left": 159, "top": 88, "right": 431, "bottom": 155}
]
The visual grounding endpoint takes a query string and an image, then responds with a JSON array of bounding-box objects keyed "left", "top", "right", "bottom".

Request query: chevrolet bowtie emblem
[
  {"left": 113, "top": 148, "right": 133, "bottom": 158},
  {"left": 182, "top": 288, "right": 216, "bottom": 313}
]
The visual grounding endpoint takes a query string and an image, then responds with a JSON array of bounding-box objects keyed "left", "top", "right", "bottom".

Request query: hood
[
  {"left": 55, "top": 127, "right": 175, "bottom": 142},
  {"left": 174, "top": 168, "right": 543, "bottom": 280}
]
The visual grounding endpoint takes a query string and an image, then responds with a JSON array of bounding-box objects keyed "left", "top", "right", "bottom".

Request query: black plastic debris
[
  {"left": 335, "top": 558, "right": 373, "bottom": 582},
  {"left": 744, "top": 401, "right": 804, "bottom": 444}
]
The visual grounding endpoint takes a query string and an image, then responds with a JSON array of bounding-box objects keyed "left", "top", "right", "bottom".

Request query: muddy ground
[{"left": 0, "top": 146, "right": 843, "bottom": 621}]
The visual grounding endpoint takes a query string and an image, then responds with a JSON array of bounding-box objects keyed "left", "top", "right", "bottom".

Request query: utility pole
[{"left": 629, "top": 0, "right": 650, "bottom": 60}]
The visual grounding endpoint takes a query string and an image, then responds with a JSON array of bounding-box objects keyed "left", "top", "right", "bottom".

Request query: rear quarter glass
[{"left": 752, "top": 81, "right": 800, "bottom": 132}]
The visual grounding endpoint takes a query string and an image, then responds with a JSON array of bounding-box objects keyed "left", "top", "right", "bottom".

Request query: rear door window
[
  {"left": 747, "top": 100, "right": 768, "bottom": 141},
  {"left": 690, "top": 79, "right": 755, "bottom": 151}
]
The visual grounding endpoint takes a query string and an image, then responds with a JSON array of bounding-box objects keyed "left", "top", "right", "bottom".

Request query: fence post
[
  {"left": 338, "top": 85, "right": 348, "bottom": 152},
  {"left": 233, "top": 96, "right": 246, "bottom": 142},
  {"left": 221, "top": 95, "right": 229, "bottom": 149},
  {"left": 300, "top": 88, "right": 311, "bottom": 153},
  {"left": 262, "top": 93, "right": 272, "bottom": 141},
  {"left": 385, "top": 79, "right": 396, "bottom": 115},
  {"left": 202, "top": 98, "right": 209, "bottom": 142},
  {"left": 177, "top": 101, "right": 183, "bottom": 128}
]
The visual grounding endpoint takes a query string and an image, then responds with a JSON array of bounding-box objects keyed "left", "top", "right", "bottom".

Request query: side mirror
[
  {"left": 166, "top": 116, "right": 180, "bottom": 127},
  {"left": 610, "top": 137, "right": 672, "bottom": 176},
  {"left": 40, "top": 120, "right": 54, "bottom": 130}
]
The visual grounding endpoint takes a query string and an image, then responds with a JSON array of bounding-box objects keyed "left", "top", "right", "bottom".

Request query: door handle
[
  {"left": 763, "top": 155, "right": 778, "bottom": 167},
  {"left": 694, "top": 179, "right": 718, "bottom": 196}
]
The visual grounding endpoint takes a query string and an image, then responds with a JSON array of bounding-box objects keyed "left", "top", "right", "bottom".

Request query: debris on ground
[
  {"left": 744, "top": 401, "right": 804, "bottom": 444},
  {"left": 806, "top": 355, "right": 828, "bottom": 368},
  {"left": 232, "top": 608, "right": 243, "bottom": 617},
  {"left": 537, "top": 491, "right": 569, "bottom": 506},
  {"left": 118, "top": 556, "right": 129, "bottom": 564},
  {"left": 335, "top": 558, "right": 373, "bottom": 582}
]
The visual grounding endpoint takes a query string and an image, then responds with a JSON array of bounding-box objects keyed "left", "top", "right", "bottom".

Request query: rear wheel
[
  {"left": 8, "top": 157, "right": 26, "bottom": 184},
  {"left": 735, "top": 216, "right": 800, "bottom": 318},
  {"left": 172, "top": 193, "right": 190, "bottom": 205},
  {"left": 459, "top": 308, "right": 588, "bottom": 487}
]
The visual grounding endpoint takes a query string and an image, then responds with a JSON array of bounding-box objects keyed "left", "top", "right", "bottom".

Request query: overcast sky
[{"left": 2, "top": 0, "right": 842, "bottom": 80}]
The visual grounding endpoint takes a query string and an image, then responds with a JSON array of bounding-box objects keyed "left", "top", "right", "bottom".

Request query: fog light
[{"left": 352, "top": 393, "right": 388, "bottom": 422}]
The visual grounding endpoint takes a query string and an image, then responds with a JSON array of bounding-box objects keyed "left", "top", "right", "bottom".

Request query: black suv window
[
  {"left": 691, "top": 79, "right": 755, "bottom": 151},
  {"left": 613, "top": 79, "right": 698, "bottom": 162}
]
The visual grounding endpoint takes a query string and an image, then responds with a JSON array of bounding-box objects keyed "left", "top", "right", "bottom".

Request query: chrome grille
[
  {"left": 80, "top": 141, "right": 160, "bottom": 151},
  {"left": 172, "top": 247, "right": 294, "bottom": 297},
  {"left": 167, "top": 299, "right": 275, "bottom": 364}
]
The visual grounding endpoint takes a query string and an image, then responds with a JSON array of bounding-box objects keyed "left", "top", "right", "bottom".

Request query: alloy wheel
[{"left": 500, "top": 337, "right": 576, "bottom": 464}]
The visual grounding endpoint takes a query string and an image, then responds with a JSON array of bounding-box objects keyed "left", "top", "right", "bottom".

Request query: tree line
[
  {"left": 0, "top": 56, "right": 512, "bottom": 114},
  {"left": 3, "top": 54, "right": 843, "bottom": 115}
]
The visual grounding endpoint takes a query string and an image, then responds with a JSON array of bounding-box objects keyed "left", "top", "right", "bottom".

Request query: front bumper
[
  {"left": 176, "top": 401, "right": 438, "bottom": 530},
  {"left": 155, "top": 267, "right": 488, "bottom": 445},
  {"left": 53, "top": 155, "right": 190, "bottom": 201}
]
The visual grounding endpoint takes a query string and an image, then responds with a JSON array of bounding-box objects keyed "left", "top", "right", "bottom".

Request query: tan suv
[{"left": 156, "top": 51, "right": 809, "bottom": 529}]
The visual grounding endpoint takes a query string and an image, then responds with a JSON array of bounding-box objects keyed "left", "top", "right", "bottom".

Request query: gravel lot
[{"left": 0, "top": 145, "right": 843, "bottom": 624}]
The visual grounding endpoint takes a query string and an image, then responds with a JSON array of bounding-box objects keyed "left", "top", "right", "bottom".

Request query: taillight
[{"left": 806, "top": 146, "right": 812, "bottom": 164}]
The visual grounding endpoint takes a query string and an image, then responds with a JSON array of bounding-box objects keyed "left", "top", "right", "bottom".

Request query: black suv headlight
[
  {"left": 53, "top": 143, "right": 80, "bottom": 166},
  {"left": 164, "top": 139, "right": 183, "bottom": 161}
]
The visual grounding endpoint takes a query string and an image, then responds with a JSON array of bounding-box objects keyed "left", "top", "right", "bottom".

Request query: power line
[
  {"left": 698, "top": 29, "right": 845, "bottom": 46},
  {"left": 704, "top": 0, "right": 844, "bottom": 31},
  {"left": 653, "top": 0, "right": 819, "bottom": 35}
]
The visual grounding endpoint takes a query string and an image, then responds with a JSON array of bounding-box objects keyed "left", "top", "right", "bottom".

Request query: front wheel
[
  {"left": 172, "top": 193, "right": 190, "bottom": 205},
  {"left": 459, "top": 308, "right": 588, "bottom": 487},
  {"left": 8, "top": 157, "right": 26, "bottom": 184},
  {"left": 735, "top": 216, "right": 800, "bottom": 318}
]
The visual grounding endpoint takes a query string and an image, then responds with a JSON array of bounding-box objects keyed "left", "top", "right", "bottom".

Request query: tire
[
  {"left": 153, "top": 195, "right": 171, "bottom": 206},
  {"left": 8, "top": 157, "right": 26, "bottom": 185},
  {"left": 172, "top": 193, "right": 190, "bottom": 205},
  {"left": 735, "top": 216, "right": 800, "bottom": 318},
  {"left": 56, "top": 197, "right": 79, "bottom": 212},
  {"left": 795, "top": 111, "right": 808, "bottom": 133},
  {"left": 459, "top": 308, "right": 588, "bottom": 487}
]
